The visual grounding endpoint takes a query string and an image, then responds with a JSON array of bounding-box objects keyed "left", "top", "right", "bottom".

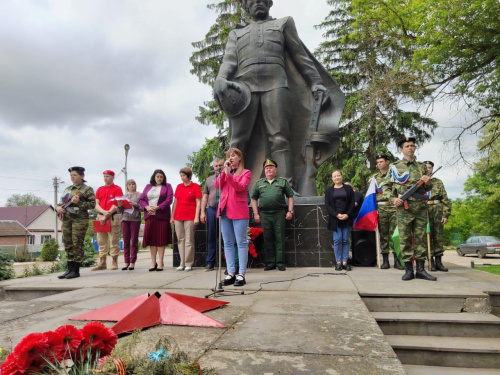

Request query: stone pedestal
[{"left": 173, "top": 197, "right": 335, "bottom": 268}]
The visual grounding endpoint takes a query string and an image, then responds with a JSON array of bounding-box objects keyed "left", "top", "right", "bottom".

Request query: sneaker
[
  {"left": 184, "top": 266, "right": 192, "bottom": 271},
  {"left": 343, "top": 264, "right": 352, "bottom": 271},
  {"left": 335, "top": 263, "right": 342, "bottom": 271},
  {"left": 176, "top": 266, "right": 185, "bottom": 271},
  {"left": 234, "top": 274, "right": 246, "bottom": 287},
  {"left": 222, "top": 274, "right": 235, "bottom": 286},
  {"left": 204, "top": 264, "right": 214, "bottom": 272}
]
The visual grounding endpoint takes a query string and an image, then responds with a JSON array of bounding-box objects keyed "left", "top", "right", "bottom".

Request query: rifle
[
  {"left": 59, "top": 191, "right": 82, "bottom": 219},
  {"left": 400, "top": 166, "right": 441, "bottom": 209}
]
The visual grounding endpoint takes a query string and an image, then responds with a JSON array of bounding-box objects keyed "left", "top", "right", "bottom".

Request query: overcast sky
[{"left": 0, "top": 0, "right": 477, "bottom": 206}]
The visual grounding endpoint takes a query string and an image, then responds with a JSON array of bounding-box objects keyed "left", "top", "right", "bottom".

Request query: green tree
[
  {"left": 349, "top": 0, "right": 500, "bottom": 160},
  {"left": 314, "top": 0, "right": 437, "bottom": 194},
  {"left": 5, "top": 193, "right": 48, "bottom": 207},
  {"left": 40, "top": 238, "right": 59, "bottom": 262},
  {"left": 188, "top": 1, "right": 244, "bottom": 183}
]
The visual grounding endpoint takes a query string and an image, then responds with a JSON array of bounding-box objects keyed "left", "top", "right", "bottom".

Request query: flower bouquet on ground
[{"left": 0, "top": 322, "right": 118, "bottom": 374}]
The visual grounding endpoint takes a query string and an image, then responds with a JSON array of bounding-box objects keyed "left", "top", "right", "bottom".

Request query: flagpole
[
  {"left": 427, "top": 211, "right": 432, "bottom": 271},
  {"left": 375, "top": 225, "right": 381, "bottom": 269}
]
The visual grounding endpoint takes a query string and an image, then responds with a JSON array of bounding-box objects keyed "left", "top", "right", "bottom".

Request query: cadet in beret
[
  {"left": 56, "top": 167, "right": 96, "bottom": 279},
  {"left": 373, "top": 154, "right": 403, "bottom": 270},
  {"left": 251, "top": 158, "right": 294, "bottom": 271},
  {"left": 424, "top": 161, "right": 451, "bottom": 272},
  {"left": 391, "top": 137, "right": 436, "bottom": 281}
]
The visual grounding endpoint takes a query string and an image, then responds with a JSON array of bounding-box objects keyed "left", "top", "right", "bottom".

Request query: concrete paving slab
[
  {"left": 215, "top": 310, "right": 395, "bottom": 358},
  {"left": 0, "top": 300, "right": 66, "bottom": 322},
  {"left": 199, "top": 350, "right": 406, "bottom": 375}
]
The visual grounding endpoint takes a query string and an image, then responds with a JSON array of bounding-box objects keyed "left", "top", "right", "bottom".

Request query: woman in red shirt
[{"left": 170, "top": 167, "right": 202, "bottom": 271}]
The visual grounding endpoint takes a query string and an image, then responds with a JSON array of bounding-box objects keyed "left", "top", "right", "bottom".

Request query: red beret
[{"left": 103, "top": 170, "right": 115, "bottom": 176}]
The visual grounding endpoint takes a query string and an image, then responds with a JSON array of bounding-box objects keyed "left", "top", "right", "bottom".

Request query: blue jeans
[
  {"left": 221, "top": 215, "right": 248, "bottom": 274},
  {"left": 206, "top": 207, "right": 218, "bottom": 266},
  {"left": 333, "top": 225, "right": 350, "bottom": 263}
]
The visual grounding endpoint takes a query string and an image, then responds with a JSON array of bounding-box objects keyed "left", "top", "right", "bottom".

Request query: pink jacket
[{"left": 215, "top": 169, "right": 251, "bottom": 219}]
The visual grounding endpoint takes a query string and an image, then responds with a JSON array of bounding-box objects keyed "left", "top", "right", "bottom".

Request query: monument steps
[
  {"left": 372, "top": 311, "right": 500, "bottom": 337},
  {"left": 386, "top": 335, "right": 500, "bottom": 368},
  {"left": 405, "top": 364, "right": 500, "bottom": 375},
  {"left": 364, "top": 293, "right": 500, "bottom": 371}
]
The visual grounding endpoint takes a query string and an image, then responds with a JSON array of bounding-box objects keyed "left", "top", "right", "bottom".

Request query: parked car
[{"left": 456, "top": 236, "right": 500, "bottom": 258}]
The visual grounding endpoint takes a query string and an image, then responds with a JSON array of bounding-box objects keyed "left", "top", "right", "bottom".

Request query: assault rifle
[
  {"left": 400, "top": 166, "right": 441, "bottom": 209},
  {"left": 59, "top": 191, "right": 82, "bottom": 219}
]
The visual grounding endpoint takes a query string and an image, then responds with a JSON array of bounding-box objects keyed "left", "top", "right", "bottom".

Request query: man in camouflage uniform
[
  {"left": 424, "top": 161, "right": 451, "bottom": 272},
  {"left": 251, "top": 158, "right": 294, "bottom": 271},
  {"left": 56, "top": 166, "right": 96, "bottom": 279},
  {"left": 374, "top": 154, "right": 403, "bottom": 270},
  {"left": 391, "top": 137, "right": 436, "bottom": 281}
]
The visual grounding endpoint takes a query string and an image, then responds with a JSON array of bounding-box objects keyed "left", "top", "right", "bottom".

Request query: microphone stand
[{"left": 205, "top": 167, "right": 244, "bottom": 298}]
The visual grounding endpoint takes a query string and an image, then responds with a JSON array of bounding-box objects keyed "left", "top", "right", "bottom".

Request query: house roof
[
  {"left": 0, "top": 205, "right": 54, "bottom": 227},
  {"left": 0, "top": 220, "right": 30, "bottom": 237}
]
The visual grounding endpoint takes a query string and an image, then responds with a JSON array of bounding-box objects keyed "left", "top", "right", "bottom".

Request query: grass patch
[{"left": 475, "top": 265, "right": 500, "bottom": 275}]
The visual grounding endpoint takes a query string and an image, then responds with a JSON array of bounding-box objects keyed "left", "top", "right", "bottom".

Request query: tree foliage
[
  {"left": 314, "top": 0, "right": 437, "bottom": 194},
  {"left": 444, "top": 124, "right": 500, "bottom": 243},
  {"left": 349, "top": 0, "right": 500, "bottom": 160},
  {"left": 5, "top": 193, "right": 48, "bottom": 207}
]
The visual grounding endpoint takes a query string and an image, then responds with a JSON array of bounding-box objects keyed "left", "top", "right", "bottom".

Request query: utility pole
[
  {"left": 53, "top": 176, "right": 63, "bottom": 243},
  {"left": 123, "top": 144, "right": 130, "bottom": 192}
]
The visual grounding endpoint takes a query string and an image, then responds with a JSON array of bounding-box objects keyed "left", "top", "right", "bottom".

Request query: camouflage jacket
[
  {"left": 372, "top": 170, "right": 393, "bottom": 202},
  {"left": 390, "top": 158, "right": 431, "bottom": 199},
  {"left": 428, "top": 178, "right": 451, "bottom": 218},
  {"left": 58, "top": 183, "right": 96, "bottom": 219}
]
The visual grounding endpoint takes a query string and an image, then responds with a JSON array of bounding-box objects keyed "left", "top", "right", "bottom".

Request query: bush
[
  {"left": 0, "top": 251, "right": 14, "bottom": 280},
  {"left": 40, "top": 238, "right": 60, "bottom": 262}
]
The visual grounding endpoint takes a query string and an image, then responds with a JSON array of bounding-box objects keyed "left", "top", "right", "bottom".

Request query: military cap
[
  {"left": 68, "top": 166, "right": 85, "bottom": 173},
  {"left": 397, "top": 136, "right": 416, "bottom": 148},
  {"left": 103, "top": 170, "right": 115, "bottom": 176},
  {"left": 376, "top": 154, "right": 390, "bottom": 161},
  {"left": 423, "top": 160, "right": 434, "bottom": 167},
  {"left": 263, "top": 158, "right": 278, "bottom": 168}
]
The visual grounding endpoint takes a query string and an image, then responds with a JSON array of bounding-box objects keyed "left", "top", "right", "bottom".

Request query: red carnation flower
[
  {"left": 55, "top": 325, "right": 83, "bottom": 356},
  {"left": 13, "top": 332, "right": 49, "bottom": 370},
  {"left": 0, "top": 352, "right": 24, "bottom": 375},
  {"left": 44, "top": 330, "right": 65, "bottom": 363},
  {"left": 81, "top": 322, "right": 118, "bottom": 357}
]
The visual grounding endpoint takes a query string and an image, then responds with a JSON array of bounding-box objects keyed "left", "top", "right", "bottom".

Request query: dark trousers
[
  {"left": 261, "top": 211, "right": 286, "bottom": 267},
  {"left": 206, "top": 206, "right": 218, "bottom": 266},
  {"left": 122, "top": 220, "right": 140, "bottom": 263}
]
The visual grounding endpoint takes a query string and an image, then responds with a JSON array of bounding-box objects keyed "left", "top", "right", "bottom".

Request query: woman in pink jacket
[{"left": 215, "top": 148, "right": 251, "bottom": 287}]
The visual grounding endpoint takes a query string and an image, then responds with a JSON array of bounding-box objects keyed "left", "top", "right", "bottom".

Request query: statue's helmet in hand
[{"left": 214, "top": 82, "right": 251, "bottom": 118}]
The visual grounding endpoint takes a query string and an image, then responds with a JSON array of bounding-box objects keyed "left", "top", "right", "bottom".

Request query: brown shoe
[
  {"left": 91, "top": 257, "right": 107, "bottom": 271},
  {"left": 110, "top": 256, "right": 118, "bottom": 270}
]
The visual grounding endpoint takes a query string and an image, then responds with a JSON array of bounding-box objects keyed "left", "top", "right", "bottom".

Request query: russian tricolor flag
[{"left": 353, "top": 177, "right": 378, "bottom": 231}]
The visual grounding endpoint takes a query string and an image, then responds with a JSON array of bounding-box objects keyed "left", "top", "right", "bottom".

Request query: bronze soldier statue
[{"left": 214, "top": 0, "right": 344, "bottom": 196}]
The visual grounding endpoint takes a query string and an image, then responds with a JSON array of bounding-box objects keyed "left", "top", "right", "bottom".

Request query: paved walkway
[{"left": 1, "top": 251, "right": 499, "bottom": 374}]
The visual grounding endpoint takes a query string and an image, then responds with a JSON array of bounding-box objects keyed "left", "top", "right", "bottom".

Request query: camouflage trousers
[
  {"left": 396, "top": 201, "right": 428, "bottom": 262},
  {"left": 378, "top": 205, "right": 396, "bottom": 254},
  {"left": 62, "top": 216, "right": 89, "bottom": 263},
  {"left": 428, "top": 204, "right": 444, "bottom": 257}
]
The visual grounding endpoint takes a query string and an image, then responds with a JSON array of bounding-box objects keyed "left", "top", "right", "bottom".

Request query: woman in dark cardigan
[{"left": 325, "top": 170, "right": 355, "bottom": 271}]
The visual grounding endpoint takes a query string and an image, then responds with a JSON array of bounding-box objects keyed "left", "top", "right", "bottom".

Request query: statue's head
[{"left": 244, "top": 0, "right": 273, "bottom": 20}]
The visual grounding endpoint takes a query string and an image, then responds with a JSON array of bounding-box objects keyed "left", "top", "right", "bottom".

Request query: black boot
[
  {"left": 402, "top": 262, "right": 414, "bottom": 281},
  {"left": 431, "top": 257, "right": 437, "bottom": 271},
  {"left": 58, "top": 261, "right": 73, "bottom": 279},
  {"left": 393, "top": 253, "right": 404, "bottom": 270},
  {"left": 435, "top": 256, "right": 448, "bottom": 272},
  {"left": 65, "top": 262, "right": 80, "bottom": 279},
  {"left": 381, "top": 253, "right": 390, "bottom": 269},
  {"left": 415, "top": 259, "right": 437, "bottom": 281}
]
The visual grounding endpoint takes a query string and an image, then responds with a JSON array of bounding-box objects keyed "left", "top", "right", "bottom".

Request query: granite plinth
[{"left": 173, "top": 200, "right": 335, "bottom": 268}]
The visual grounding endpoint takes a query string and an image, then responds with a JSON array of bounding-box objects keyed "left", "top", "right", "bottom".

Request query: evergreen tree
[
  {"left": 188, "top": 1, "right": 245, "bottom": 185},
  {"left": 314, "top": 0, "right": 437, "bottom": 194}
]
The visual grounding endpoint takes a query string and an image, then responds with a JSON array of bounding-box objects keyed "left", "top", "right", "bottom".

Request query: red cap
[{"left": 103, "top": 170, "right": 115, "bottom": 176}]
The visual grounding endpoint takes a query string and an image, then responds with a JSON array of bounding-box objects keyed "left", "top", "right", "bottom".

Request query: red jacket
[{"left": 215, "top": 169, "right": 251, "bottom": 220}]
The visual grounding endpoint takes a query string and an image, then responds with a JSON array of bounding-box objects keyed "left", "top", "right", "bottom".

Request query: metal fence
[{"left": 0, "top": 245, "right": 43, "bottom": 260}]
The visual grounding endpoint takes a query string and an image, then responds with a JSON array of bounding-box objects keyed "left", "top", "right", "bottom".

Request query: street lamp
[{"left": 124, "top": 144, "right": 130, "bottom": 191}]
